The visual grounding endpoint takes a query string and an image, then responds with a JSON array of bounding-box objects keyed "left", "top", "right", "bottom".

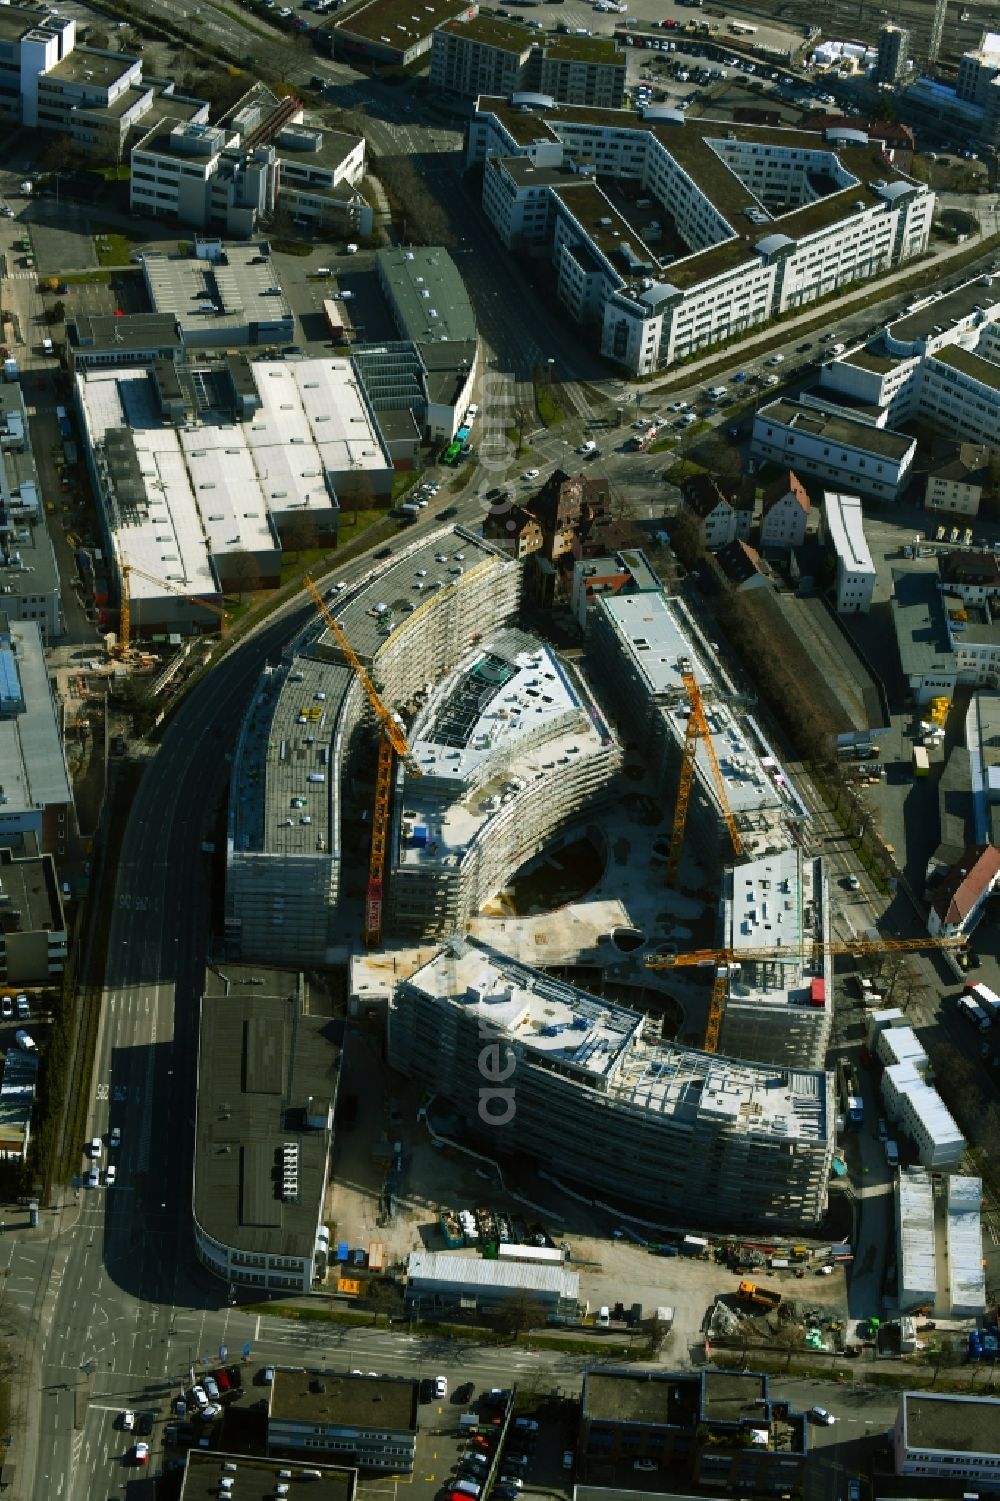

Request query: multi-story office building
[
  {"left": 0, "top": 384, "right": 62, "bottom": 643},
  {"left": 717, "top": 850, "right": 832, "bottom": 1071},
  {"left": 957, "top": 31, "right": 1000, "bottom": 104},
  {"left": 894, "top": 1392, "right": 1000, "bottom": 1487},
  {"left": 226, "top": 529, "right": 521, "bottom": 963},
  {"left": 817, "top": 278, "right": 1000, "bottom": 447},
  {"left": 823, "top": 492, "right": 876, "bottom": 614},
  {"left": 0, "top": 617, "right": 74, "bottom": 859},
  {"left": 389, "top": 938, "right": 835, "bottom": 1229},
  {"left": 268, "top": 1371, "right": 418, "bottom": 1471},
  {"left": 587, "top": 590, "right": 806, "bottom": 871},
  {"left": 431, "top": 17, "right": 625, "bottom": 108},
  {"left": 752, "top": 401, "right": 916, "bottom": 501},
  {"left": 192, "top": 968, "right": 340, "bottom": 1295},
  {"left": 467, "top": 100, "right": 933, "bottom": 375},
  {"left": 141, "top": 241, "right": 295, "bottom": 349},
  {"left": 892, "top": 570, "right": 1000, "bottom": 703},
  {"left": 581, "top": 1368, "right": 809, "bottom": 1496},
  {"left": 0, "top": 847, "right": 68, "bottom": 987},
  {"left": 387, "top": 628, "right": 621, "bottom": 936},
  {"left": 875, "top": 24, "right": 910, "bottom": 84}
]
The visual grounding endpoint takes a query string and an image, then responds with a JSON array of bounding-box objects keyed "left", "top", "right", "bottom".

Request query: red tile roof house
[
  {"left": 760, "top": 471, "right": 810, "bottom": 552},
  {"left": 927, "top": 845, "right": 1000, "bottom": 938}
]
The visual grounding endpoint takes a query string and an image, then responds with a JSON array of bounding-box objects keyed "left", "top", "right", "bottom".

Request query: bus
[{"left": 441, "top": 440, "right": 462, "bottom": 466}]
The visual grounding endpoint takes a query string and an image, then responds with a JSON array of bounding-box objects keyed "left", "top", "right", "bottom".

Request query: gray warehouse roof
[
  {"left": 903, "top": 1392, "right": 1000, "bottom": 1454},
  {"left": 181, "top": 1451, "right": 355, "bottom": 1501},
  {"left": 376, "top": 247, "right": 478, "bottom": 345},
  {"left": 891, "top": 569, "right": 955, "bottom": 679},
  {"left": 406, "top": 1250, "right": 580, "bottom": 1300},
  {"left": 193, "top": 969, "right": 340, "bottom": 1261},
  {"left": 270, "top": 1370, "right": 418, "bottom": 1433}
]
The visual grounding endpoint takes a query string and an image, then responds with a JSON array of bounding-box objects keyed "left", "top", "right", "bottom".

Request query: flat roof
[
  {"left": 0, "top": 388, "right": 57, "bottom": 606},
  {"left": 903, "top": 1393, "right": 1000, "bottom": 1455},
  {"left": 403, "top": 938, "right": 832, "bottom": 1139},
  {"left": 887, "top": 279, "right": 1000, "bottom": 346},
  {"left": 194, "top": 969, "right": 339, "bottom": 1260},
  {"left": 584, "top": 1369, "right": 695, "bottom": 1426},
  {"left": 542, "top": 34, "right": 621, "bottom": 64},
  {"left": 406, "top": 1249, "right": 579, "bottom": 1299},
  {"left": 69, "top": 311, "right": 182, "bottom": 352},
  {"left": 376, "top": 247, "right": 478, "bottom": 346},
  {"left": 46, "top": 45, "right": 135, "bottom": 87},
  {"left": 931, "top": 343, "right": 1000, "bottom": 393},
  {"left": 727, "top": 848, "right": 814, "bottom": 969},
  {"left": 270, "top": 1370, "right": 418, "bottom": 1433},
  {"left": 891, "top": 569, "right": 955, "bottom": 679},
  {"left": 474, "top": 98, "right": 925, "bottom": 287},
  {"left": 133, "top": 118, "right": 230, "bottom": 162},
  {"left": 824, "top": 491, "right": 875, "bottom": 575},
  {"left": 0, "top": 850, "right": 62, "bottom": 936},
  {"left": 946, "top": 1175, "right": 986, "bottom": 1313},
  {"left": 0, "top": 621, "right": 73, "bottom": 813},
  {"left": 898, "top": 1167, "right": 936, "bottom": 1295},
  {"left": 333, "top": 0, "right": 467, "bottom": 46},
  {"left": 143, "top": 243, "right": 293, "bottom": 333},
  {"left": 758, "top": 399, "right": 915, "bottom": 460},
  {"left": 701, "top": 1369, "right": 768, "bottom": 1421},
  {"left": 436, "top": 14, "right": 533, "bottom": 54},
  {"left": 0, "top": 5, "right": 59, "bottom": 42},
  {"left": 275, "top": 122, "right": 362, "bottom": 176},
  {"left": 552, "top": 178, "right": 659, "bottom": 270},
  {"left": 181, "top": 1451, "right": 355, "bottom": 1501}
]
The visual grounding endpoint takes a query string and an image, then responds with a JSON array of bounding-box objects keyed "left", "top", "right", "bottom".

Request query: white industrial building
[
  {"left": 895, "top": 1167, "right": 937, "bottom": 1312},
  {"left": 405, "top": 1251, "right": 580, "bottom": 1319},
  {"left": 892, "top": 568, "right": 1000, "bottom": 706},
  {"left": 823, "top": 493, "right": 876, "bottom": 614},
  {"left": 141, "top": 241, "right": 295, "bottom": 348},
  {"left": 751, "top": 400, "right": 916, "bottom": 500},
  {"left": 466, "top": 100, "right": 933, "bottom": 376},
  {"left": 587, "top": 590, "right": 807, "bottom": 872},
  {"left": 946, "top": 1175, "right": 986, "bottom": 1319},
  {"left": 75, "top": 356, "right": 392, "bottom": 635},
  {"left": 894, "top": 1393, "right": 1000, "bottom": 1487},
  {"left": 226, "top": 530, "right": 521, "bottom": 963},
  {"left": 387, "top": 629, "right": 621, "bottom": 937},
  {"left": 881, "top": 1063, "right": 966, "bottom": 1170},
  {"left": 816, "top": 277, "right": 1000, "bottom": 453},
  {"left": 0, "top": 616, "right": 74, "bottom": 858},
  {"left": 389, "top": 938, "right": 836, "bottom": 1230},
  {"left": 716, "top": 850, "right": 833, "bottom": 1070}
]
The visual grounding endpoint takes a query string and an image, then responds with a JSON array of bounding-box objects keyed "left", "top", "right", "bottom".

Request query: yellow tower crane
[
  {"left": 646, "top": 933, "right": 957, "bottom": 1053},
  {"left": 303, "top": 576, "right": 422, "bottom": 948},
  {"left": 117, "top": 563, "right": 227, "bottom": 657},
  {"left": 665, "top": 666, "right": 742, "bottom": 887}
]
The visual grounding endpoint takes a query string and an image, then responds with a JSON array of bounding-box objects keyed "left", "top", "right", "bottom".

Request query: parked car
[{"left": 434, "top": 1376, "right": 448, "bottom": 1399}]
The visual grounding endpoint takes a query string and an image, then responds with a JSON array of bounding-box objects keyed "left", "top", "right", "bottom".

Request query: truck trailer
[{"left": 737, "top": 1279, "right": 782, "bottom": 1309}]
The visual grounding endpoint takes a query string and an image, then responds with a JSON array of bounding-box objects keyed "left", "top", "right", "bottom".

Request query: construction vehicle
[
  {"left": 737, "top": 1280, "right": 781, "bottom": 1309},
  {"left": 117, "top": 563, "right": 226, "bottom": 657},
  {"left": 665, "top": 666, "right": 741, "bottom": 887},
  {"left": 302, "top": 576, "right": 422, "bottom": 947},
  {"left": 647, "top": 933, "right": 958, "bottom": 1054}
]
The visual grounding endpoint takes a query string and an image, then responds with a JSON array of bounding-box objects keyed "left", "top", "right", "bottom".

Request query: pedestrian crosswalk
[{"left": 5, "top": 268, "right": 37, "bottom": 280}]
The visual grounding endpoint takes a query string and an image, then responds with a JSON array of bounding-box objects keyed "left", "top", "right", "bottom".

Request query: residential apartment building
[
  {"left": 939, "top": 550, "right": 1000, "bottom": 604},
  {"left": 823, "top": 491, "right": 876, "bottom": 613},
  {"left": 927, "top": 844, "right": 1000, "bottom": 937},
  {"left": 193, "top": 968, "right": 340, "bottom": 1295},
  {"left": 0, "top": 384, "right": 62, "bottom": 643},
  {"left": 0, "top": 617, "right": 74, "bottom": 859},
  {"left": 682, "top": 473, "right": 754, "bottom": 550},
  {"left": 227, "top": 529, "right": 521, "bottom": 963},
  {"left": 956, "top": 31, "right": 1000, "bottom": 104},
  {"left": 389, "top": 939, "right": 835, "bottom": 1229},
  {"left": 431, "top": 18, "right": 626, "bottom": 106},
  {"left": 0, "top": 847, "right": 68, "bottom": 988},
  {"left": 268, "top": 1371, "right": 418, "bottom": 1472},
  {"left": 894, "top": 1393, "right": 1000, "bottom": 1487},
  {"left": 321, "top": 0, "right": 469, "bottom": 67},
  {"left": 759, "top": 471, "right": 810, "bottom": 552},
  {"left": 467, "top": 100, "right": 933, "bottom": 375},
  {"left": 387, "top": 630, "right": 621, "bottom": 937},
  {"left": 925, "top": 444, "right": 992, "bottom": 516},
  {"left": 752, "top": 400, "right": 916, "bottom": 501}
]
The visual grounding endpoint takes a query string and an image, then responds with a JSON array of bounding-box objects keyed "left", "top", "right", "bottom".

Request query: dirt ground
[{"left": 327, "top": 1024, "right": 849, "bottom": 1361}]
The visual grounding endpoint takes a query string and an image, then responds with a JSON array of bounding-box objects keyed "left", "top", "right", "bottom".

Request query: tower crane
[
  {"left": 117, "top": 563, "right": 227, "bottom": 657},
  {"left": 646, "top": 933, "right": 957, "bottom": 1054},
  {"left": 303, "top": 576, "right": 422, "bottom": 948},
  {"left": 665, "top": 665, "right": 742, "bottom": 886}
]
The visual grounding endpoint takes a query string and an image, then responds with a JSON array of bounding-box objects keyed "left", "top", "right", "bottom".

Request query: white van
[
  {"left": 708, "top": 385, "right": 727, "bottom": 398},
  {"left": 830, "top": 342, "right": 846, "bottom": 355},
  {"left": 42, "top": 337, "right": 53, "bottom": 356}
]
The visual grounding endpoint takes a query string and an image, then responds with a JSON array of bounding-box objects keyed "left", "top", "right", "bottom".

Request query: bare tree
[{"left": 226, "top": 552, "right": 263, "bottom": 603}]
